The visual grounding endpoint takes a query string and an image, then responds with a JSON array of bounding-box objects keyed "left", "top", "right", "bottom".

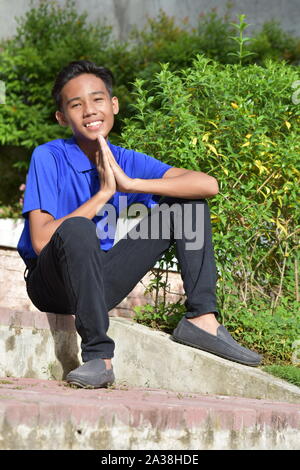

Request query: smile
[{"left": 84, "top": 120, "right": 103, "bottom": 128}]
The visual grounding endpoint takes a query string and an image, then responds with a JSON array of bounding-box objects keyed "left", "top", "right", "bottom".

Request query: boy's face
[{"left": 55, "top": 73, "right": 119, "bottom": 142}]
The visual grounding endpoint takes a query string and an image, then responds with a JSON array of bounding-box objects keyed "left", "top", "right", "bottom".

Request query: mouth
[{"left": 84, "top": 120, "right": 103, "bottom": 130}]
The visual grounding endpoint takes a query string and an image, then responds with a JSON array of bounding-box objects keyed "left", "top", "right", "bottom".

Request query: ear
[
  {"left": 111, "top": 96, "right": 119, "bottom": 115},
  {"left": 55, "top": 110, "right": 69, "bottom": 127}
]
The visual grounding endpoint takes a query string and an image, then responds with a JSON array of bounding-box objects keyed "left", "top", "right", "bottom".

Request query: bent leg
[
  {"left": 101, "top": 197, "right": 219, "bottom": 318},
  {"left": 26, "top": 217, "right": 114, "bottom": 362}
]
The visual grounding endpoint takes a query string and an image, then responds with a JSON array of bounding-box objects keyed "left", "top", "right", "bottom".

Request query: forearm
[
  {"left": 131, "top": 172, "right": 219, "bottom": 199},
  {"left": 31, "top": 190, "right": 113, "bottom": 255},
  {"left": 61, "top": 189, "right": 112, "bottom": 221}
]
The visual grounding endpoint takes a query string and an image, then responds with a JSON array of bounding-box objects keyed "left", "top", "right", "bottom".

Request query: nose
[{"left": 82, "top": 100, "right": 97, "bottom": 117}]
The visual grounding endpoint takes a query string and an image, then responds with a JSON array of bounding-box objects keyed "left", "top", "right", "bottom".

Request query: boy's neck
[{"left": 74, "top": 135, "right": 104, "bottom": 165}]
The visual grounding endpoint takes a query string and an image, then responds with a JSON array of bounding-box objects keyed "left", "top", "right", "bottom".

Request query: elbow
[
  {"left": 212, "top": 177, "right": 219, "bottom": 195},
  {"left": 206, "top": 176, "right": 219, "bottom": 198}
]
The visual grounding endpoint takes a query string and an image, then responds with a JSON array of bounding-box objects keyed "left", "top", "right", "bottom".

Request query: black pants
[{"left": 25, "top": 197, "right": 219, "bottom": 362}]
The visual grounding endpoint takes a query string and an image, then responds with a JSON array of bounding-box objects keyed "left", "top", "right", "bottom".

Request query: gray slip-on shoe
[
  {"left": 66, "top": 358, "right": 115, "bottom": 388},
  {"left": 172, "top": 317, "right": 262, "bottom": 366}
]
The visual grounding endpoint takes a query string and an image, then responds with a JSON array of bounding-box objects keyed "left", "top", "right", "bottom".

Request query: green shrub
[
  {"left": 249, "top": 20, "right": 300, "bottom": 65},
  {"left": 130, "top": 9, "right": 300, "bottom": 80},
  {"left": 0, "top": 0, "right": 131, "bottom": 207},
  {"left": 1, "top": 4, "right": 300, "bottom": 154},
  {"left": 129, "top": 9, "right": 239, "bottom": 85},
  {"left": 263, "top": 365, "right": 300, "bottom": 387},
  {"left": 121, "top": 56, "right": 300, "bottom": 363},
  {"left": 0, "top": 145, "right": 29, "bottom": 215},
  {"left": 0, "top": 0, "right": 115, "bottom": 149},
  {"left": 129, "top": 11, "right": 202, "bottom": 81},
  {"left": 133, "top": 253, "right": 186, "bottom": 333},
  {"left": 133, "top": 302, "right": 186, "bottom": 334},
  {"left": 2, "top": 3, "right": 300, "bottom": 210}
]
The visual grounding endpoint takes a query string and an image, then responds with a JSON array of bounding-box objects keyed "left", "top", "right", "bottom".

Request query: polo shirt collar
[
  {"left": 65, "top": 136, "right": 116, "bottom": 173},
  {"left": 64, "top": 137, "right": 95, "bottom": 172}
]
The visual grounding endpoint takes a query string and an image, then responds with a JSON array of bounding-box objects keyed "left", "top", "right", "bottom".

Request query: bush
[
  {"left": 0, "top": 0, "right": 119, "bottom": 150},
  {"left": 1, "top": 3, "right": 300, "bottom": 209},
  {"left": 121, "top": 56, "right": 300, "bottom": 363},
  {"left": 130, "top": 9, "right": 300, "bottom": 81},
  {"left": 249, "top": 20, "right": 300, "bottom": 65},
  {"left": 263, "top": 365, "right": 300, "bottom": 387},
  {"left": 2, "top": 3, "right": 300, "bottom": 152},
  {"left": 0, "top": 0, "right": 132, "bottom": 208}
]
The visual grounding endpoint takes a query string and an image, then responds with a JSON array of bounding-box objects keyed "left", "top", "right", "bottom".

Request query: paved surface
[{"left": 0, "top": 377, "right": 300, "bottom": 450}]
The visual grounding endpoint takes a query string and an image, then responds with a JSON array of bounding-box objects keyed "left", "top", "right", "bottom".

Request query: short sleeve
[
  {"left": 122, "top": 149, "right": 173, "bottom": 208},
  {"left": 22, "top": 145, "right": 58, "bottom": 219},
  {"left": 134, "top": 151, "right": 172, "bottom": 180}
]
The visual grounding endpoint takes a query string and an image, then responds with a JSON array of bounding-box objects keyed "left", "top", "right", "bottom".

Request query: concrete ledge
[
  {"left": 0, "top": 307, "right": 299, "bottom": 404},
  {"left": 0, "top": 377, "right": 299, "bottom": 450},
  {"left": 0, "top": 219, "right": 24, "bottom": 249}
]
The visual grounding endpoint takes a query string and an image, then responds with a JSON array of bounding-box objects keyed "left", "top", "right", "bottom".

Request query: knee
[
  {"left": 60, "top": 216, "right": 95, "bottom": 232},
  {"left": 58, "top": 217, "right": 98, "bottom": 248}
]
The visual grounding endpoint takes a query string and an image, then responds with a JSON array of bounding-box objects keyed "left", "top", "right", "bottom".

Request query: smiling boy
[{"left": 18, "top": 61, "right": 261, "bottom": 388}]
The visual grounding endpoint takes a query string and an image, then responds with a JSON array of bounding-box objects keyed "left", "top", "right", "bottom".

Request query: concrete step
[
  {"left": 0, "top": 376, "right": 299, "bottom": 450},
  {"left": 1, "top": 307, "right": 300, "bottom": 404}
]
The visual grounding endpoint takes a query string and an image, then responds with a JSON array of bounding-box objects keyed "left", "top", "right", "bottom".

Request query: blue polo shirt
[{"left": 17, "top": 137, "right": 172, "bottom": 265}]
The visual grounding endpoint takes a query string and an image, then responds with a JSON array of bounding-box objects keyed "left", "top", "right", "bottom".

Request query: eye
[
  {"left": 71, "top": 103, "right": 80, "bottom": 108},
  {"left": 95, "top": 98, "right": 103, "bottom": 102}
]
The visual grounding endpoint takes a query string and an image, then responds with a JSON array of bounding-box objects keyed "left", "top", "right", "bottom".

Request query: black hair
[{"left": 52, "top": 60, "right": 114, "bottom": 110}]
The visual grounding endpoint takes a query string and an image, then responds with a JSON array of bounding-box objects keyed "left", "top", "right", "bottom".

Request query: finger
[
  {"left": 98, "top": 134, "right": 108, "bottom": 152},
  {"left": 98, "top": 135, "right": 116, "bottom": 166},
  {"left": 95, "top": 150, "right": 101, "bottom": 167},
  {"left": 97, "top": 136, "right": 109, "bottom": 165},
  {"left": 101, "top": 145, "right": 114, "bottom": 175}
]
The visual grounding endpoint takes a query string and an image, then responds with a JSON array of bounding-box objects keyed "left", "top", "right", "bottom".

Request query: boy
[{"left": 17, "top": 61, "right": 261, "bottom": 388}]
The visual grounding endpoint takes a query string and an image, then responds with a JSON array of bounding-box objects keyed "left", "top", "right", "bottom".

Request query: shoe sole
[
  {"left": 66, "top": 379, "right": 115, "bottom": 389},
  {"left": 172, "top": 335, "right": 261, "bottom": 367}
]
